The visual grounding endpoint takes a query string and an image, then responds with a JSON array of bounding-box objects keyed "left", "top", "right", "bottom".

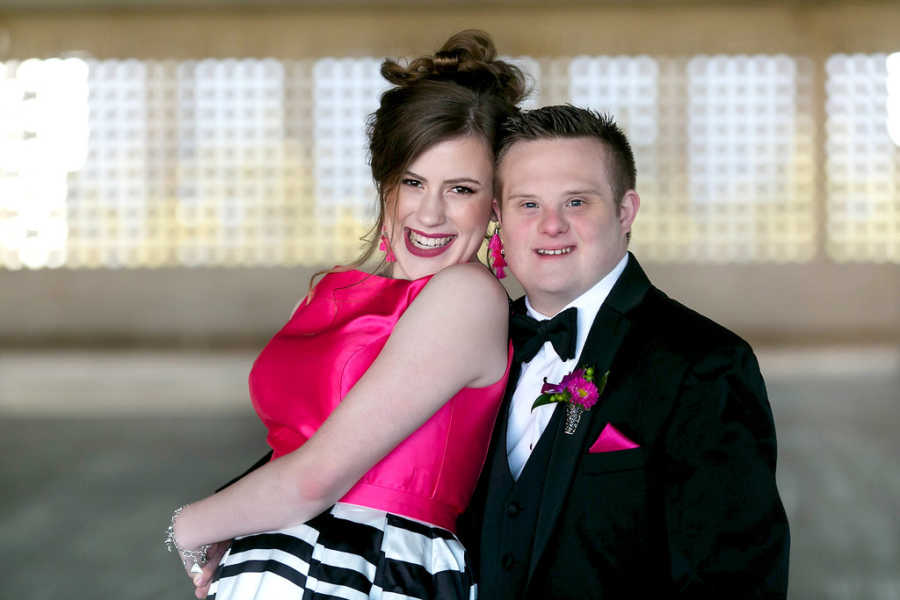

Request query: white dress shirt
[{"left": 506, "top": 253, "right": 629, "bottom": 480}]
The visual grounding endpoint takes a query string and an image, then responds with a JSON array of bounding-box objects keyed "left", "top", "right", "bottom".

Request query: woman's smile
[{"left": 405, "top": 227, "right": 457, "bottom": 256}]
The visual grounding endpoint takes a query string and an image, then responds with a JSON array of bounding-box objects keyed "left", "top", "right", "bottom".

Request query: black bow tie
[{"left": 510, "top": 306, "right": 578, "bottom": 364}]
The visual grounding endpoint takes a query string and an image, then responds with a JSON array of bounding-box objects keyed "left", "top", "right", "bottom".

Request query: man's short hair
[{"left": 496, "top": 105, "right": 637, "bottom": 205}]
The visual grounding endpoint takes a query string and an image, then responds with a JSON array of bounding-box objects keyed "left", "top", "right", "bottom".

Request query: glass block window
[
  {"left": 825, "top": 53, "right": 900, "bottom": 262},
  {"left": 534, "top": 58, "right": 572, "bottom": 106},
  {"left": 1, "top": 58, "right": 89, "bottom": 269},
  {"left": 569, "top": 54, "right": 816, "bottom": 262},
  {"left": 282, "top": 59, "right": 317, "bottom": 265},
  {"left": 571, "top": 55, "right": 671, "bottom": 261},
  {"left": 504, "top": 56, "right": 543, "bottom": 109},
  {"left": 311, "top": 58, "right": 386, "bottom": 263},
  {"left": 174, "top": 58, "right": 287, "bottom": 267},
  {"left": 684, "top": 55, "right": 816, "bottom": 262},
  {"left": 67, "top": 59, "right": 157, "bottom": 268},
  {"left": 570, "top": 55, "right": 661, "bottom": 147},
  {"left": 2, "top": 52, "right": 893, "bottom": 269}
]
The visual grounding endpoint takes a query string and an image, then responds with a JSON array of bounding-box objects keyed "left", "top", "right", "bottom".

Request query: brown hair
[
  {"left": 312, "top": 30, "right": 527, "bottom": 290},
  {"left": 496, "top": 105, "right": 636, "bottom": 206}
]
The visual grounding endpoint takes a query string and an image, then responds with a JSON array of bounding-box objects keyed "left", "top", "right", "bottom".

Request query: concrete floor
[{"left": 1, "top": 348, "right": 898, "bottom": 599}]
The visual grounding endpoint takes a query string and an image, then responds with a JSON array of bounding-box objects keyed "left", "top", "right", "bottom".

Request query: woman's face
[{"left": 384, "top": 134, "right": 495, "bottom": 281}]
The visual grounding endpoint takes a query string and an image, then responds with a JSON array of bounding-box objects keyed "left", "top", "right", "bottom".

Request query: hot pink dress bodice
[{"left": 249, "top": 269, "right": 511, "bottom": 532}]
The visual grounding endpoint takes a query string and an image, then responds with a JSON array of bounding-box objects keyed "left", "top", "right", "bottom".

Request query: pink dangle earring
[
  {"left": 488, "top": 224, "right": 507, "bottom": 279},
  {"left": 379, "top": 232, "right": 396, "bottom": 263}
]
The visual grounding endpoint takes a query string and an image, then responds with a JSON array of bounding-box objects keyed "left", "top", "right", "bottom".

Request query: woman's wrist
[{"left": 164, "top": 505, "right": 211, "bottom": 573}]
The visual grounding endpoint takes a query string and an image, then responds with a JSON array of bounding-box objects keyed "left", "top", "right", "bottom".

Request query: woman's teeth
[{"left": 408, "top": 231, "right": 455, "bottom": 249}]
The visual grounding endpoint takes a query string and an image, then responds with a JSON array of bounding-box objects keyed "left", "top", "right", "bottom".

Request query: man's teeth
[
  {"left": 409, "top": 231, "right": 454, "bottom": 248},
  {"left": 536, "top": 247, "right": 573, "bottom": 256}
]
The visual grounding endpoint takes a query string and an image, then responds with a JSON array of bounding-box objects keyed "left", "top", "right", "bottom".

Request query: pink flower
[
  {"left": 565, "top": 374, "right": 599, "bottom": 409},
  {"left": 533, "top": 365, "right": 607, "bottom": 414}
]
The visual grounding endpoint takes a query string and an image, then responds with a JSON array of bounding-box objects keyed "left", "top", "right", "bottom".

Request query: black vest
[{"left": 477, "top": 405, "right": 562, "bottom": 600}]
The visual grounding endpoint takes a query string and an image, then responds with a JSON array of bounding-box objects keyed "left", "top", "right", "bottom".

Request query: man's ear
[
  {"left": 618, "top": 190, "right": 640, "bottom": 234},
  {"left": 491, "top": 197, "right": 502, "bottom": 226}
]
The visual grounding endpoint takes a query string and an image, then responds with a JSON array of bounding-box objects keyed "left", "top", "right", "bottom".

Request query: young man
[{"left": 463, "top": 105, "right": 790, "bottom": 598}]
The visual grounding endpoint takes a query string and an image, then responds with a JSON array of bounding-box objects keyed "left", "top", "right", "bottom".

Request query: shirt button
[
  {"left": 501, "top": 553, "right": 516, "bottom": 570},
  {"left": 506, "top": 501, "right": 522, "bottom": 517}
]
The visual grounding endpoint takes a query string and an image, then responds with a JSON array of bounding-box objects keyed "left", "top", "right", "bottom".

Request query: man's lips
[{"left": 404, "top": 227, "right": 456, "bottom": 258}]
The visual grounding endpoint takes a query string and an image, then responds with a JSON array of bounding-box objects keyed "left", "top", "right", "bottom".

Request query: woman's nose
[{"left": 416, "top": 190, "right": 446, "bottom": 226}]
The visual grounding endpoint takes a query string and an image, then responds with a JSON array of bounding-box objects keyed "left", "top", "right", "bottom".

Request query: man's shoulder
[
  {"left": 635, "top": 285, "right": 755, "bottom": 364},
  {"left": 617, "top": 253, "right": 741, "bottom": 344}
]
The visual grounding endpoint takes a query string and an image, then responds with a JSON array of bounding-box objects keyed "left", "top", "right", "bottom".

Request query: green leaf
[
  {"left": 596, "top": 370, "right": 609, "bottom": 394},
  {"left": 531, "top": 393, "right": 563, "bottom": 410}
]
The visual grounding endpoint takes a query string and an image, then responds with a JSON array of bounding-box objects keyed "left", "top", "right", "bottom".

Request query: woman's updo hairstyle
[
  {"left": 378, "top": 29, "right": 526, "bottom": 107},
  {"left": 356, "top": 29, "right": 528, "bottom": 269}
]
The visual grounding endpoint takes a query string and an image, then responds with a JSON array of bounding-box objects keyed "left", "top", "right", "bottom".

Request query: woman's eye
[
  {"left": 402, "top": 178, "right": 423, "bottom": 188},
  {"left": 451, "top": 185, "right": 475, "bottom": 195},
  {"left": 521, "top": 201, "right": 538, "bottom": 209}
]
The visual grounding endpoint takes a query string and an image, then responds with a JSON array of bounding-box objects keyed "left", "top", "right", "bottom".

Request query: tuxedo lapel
[{"left": 525, "top": 253, "right": 652, "bottom": 586}]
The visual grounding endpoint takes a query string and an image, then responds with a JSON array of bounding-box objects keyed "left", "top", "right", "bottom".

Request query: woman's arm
[{"left": 173, "top": 262, "right": 509, "bottom": 551}]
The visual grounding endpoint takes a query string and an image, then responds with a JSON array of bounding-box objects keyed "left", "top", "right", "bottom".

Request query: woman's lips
[{"left": 404, "top": 228, "right": 456, "bottom": 258}]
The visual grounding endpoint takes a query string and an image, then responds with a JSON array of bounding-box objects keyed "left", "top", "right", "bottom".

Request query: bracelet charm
[{"left": 164, "top": 505, "right": 211, "bottom": 574}]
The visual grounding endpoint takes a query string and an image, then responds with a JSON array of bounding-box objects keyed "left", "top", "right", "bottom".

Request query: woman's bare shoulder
[
  {"left": 424, "top": 262, "right": 508, "bottom": 315},
  {"left": 391, "top": 263, "right": 507, "bottom": 387}
]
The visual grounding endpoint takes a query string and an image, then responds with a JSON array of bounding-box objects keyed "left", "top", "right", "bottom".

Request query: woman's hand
[{"left": 190, "top": 540, "right": 231, "bottom": 599}]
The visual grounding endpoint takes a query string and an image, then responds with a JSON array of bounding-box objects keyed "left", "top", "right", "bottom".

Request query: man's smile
[{"left": 535, "top": 246, "right": 574, "bottom": 256}]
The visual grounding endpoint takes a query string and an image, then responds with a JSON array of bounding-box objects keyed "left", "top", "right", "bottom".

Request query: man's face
[{"left": 497, "top": 137, "right": 639, "bottom": 316}]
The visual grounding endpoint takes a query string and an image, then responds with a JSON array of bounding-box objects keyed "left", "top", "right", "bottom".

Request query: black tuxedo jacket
[{"left": 461, "top": 253, "right": 790, "bottom": 599}]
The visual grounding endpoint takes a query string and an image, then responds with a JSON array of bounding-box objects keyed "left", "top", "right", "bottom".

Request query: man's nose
[{"left": 538, "top": 207, "right": 568, "bottom": 235}]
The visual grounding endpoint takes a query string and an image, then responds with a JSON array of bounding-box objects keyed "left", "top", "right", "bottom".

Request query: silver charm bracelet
[{"left": 164, "top": 505, "right": 211, "bottom": 574}]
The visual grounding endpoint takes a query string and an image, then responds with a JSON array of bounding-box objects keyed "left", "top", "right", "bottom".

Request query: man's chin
[{"left": 520, "top": 281, "right": 581, "bottom": 311}]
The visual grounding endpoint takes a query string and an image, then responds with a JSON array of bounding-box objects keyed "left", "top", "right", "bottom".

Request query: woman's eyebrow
[{"left": 405, "top": 170, "right": 483, "bottom": 186}]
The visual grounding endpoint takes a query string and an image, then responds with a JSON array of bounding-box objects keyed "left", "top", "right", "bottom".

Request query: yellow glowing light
[
  {"left": 16, "top": 57, "right": 90, "bottom": 173},
  {"left": 887, "top": 53, "right": 900, "bottom": 147},
  {"left": 0, "top": 57, "right": 88, "bottom": 269},
  {"left": 0, "top": 81, "right": 25, "bottom": 170}
]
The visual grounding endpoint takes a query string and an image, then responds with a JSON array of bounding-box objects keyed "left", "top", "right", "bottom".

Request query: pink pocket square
[{"left": 589, "top": 423, "right": 640, "bottom": 453}]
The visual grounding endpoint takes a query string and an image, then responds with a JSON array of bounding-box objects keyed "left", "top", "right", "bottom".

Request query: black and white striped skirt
[{"left": 207, "top": 503, "right": 477, "bottom": 600}]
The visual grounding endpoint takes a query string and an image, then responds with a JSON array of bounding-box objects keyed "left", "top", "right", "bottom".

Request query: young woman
[{"left": 166, "top": 30, "right": 526, "bottom": 600}]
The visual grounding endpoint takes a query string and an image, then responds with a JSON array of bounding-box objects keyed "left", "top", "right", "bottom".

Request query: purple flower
[
  {"left": 565, "top": 373, "right": 599, "bottom": 409},
  {"left": 533, "top": 366, "right": 607, "bottom": 414},
  {"left": 540, "top": 381, "right": 564, "bottom": 394}
]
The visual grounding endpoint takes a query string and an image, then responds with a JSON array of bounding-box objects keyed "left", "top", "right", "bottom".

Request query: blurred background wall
[
  {"left": 1, "top": 0, "right": 899, "bottom": 347},
  {"left": 0, "top": 2, "right": 898, "bottom": 599}
]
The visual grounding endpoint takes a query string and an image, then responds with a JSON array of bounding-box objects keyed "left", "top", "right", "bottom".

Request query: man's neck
[
  {"left": 527, "top": 295, "right": 578, "bottom": 320},
  {"left": 524, "top": 253, "right": 630, "bottom": 319}
]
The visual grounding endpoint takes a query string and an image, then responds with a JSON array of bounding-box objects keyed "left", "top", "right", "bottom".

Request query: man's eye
[
  {"left": 568, "top": 198, "right": 585, "bottom": 207},
  {"left": 451, "top": 185, "right": 475, "bottom": 195}
]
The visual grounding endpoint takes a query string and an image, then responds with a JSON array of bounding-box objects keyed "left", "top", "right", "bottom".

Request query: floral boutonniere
[{"left": 532, "top": 366, "right": 609, "bottom": 435}]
